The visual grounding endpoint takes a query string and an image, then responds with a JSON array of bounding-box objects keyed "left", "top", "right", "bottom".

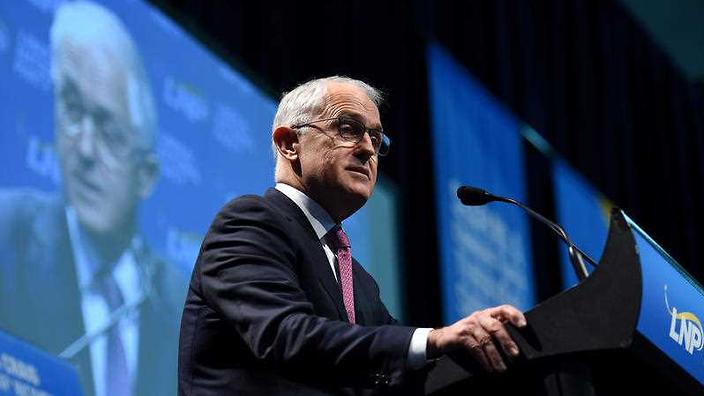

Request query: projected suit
[{"left": 0, "top": 190, "right": 185, "bottom": 396}]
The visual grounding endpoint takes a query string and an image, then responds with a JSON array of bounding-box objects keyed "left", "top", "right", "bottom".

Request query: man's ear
[
  {"left": 272, "top": 126, "right": 300, "bottom": 160},
  {"left": 137, "top": 152, "right": 159, "bottom": 199}
]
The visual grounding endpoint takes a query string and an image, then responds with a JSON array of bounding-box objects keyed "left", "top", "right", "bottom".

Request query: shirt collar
[
  {"left": 65, "top": 206, "right": 139, "bottom": 291},
  {"left": 275, "top": 183, "right": 338, "bottom": 240}
]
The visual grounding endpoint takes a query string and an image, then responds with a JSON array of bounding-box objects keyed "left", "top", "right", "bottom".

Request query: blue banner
[
  {"left": 0, "top": 330, "right": 82, "bottom": 396},
  {"left": 626, "top": 214, "right": 704, "bottom": 386},
  {"left": 428, "top": 43, "right": 535, "bottom": 323}
]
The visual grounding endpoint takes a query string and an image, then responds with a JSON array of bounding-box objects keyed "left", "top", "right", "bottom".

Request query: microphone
[
  {"left": 456, "top": 185, "right": 596, "bottom": 281},
  {"left": 59, "top": 295, "right": 146, "bottom": 359},
  {"left": 456, "top": 185, "right": 495, "bottom": 206}
]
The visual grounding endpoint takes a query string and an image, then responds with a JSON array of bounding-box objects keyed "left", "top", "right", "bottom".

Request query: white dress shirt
[
  {"left": 275, "top": 183, "right": 431, "bottom": 369},
  {"left": 66, "top": 207, "right": 142, "bottom": 396}
]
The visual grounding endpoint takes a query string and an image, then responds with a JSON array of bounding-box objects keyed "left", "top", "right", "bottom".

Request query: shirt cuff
[{"left": 407, "top": 327, "right": 433, "bottom": 370}]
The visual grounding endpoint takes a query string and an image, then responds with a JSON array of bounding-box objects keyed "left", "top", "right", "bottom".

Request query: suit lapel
[
  {"left": 30, "top": 199, "right": 95, "bottom": 395},
  {"left": 134, "top": 246, "right": 159, "bottom": 395},
  {"left": 132, "top": 242, "right": 181, "bottom": 396},
  {"left": 135, "top": 290, "right": 173, "bottom": 395},
  {"left": 351, "top": 260, "right": 371, "bottom": 325},
  {"left": 264, "top": 189, "right": 349, "bottom": 321}
]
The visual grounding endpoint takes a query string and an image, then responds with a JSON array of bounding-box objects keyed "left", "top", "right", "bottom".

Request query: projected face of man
[{"left": 54, "top": 39, "right": 157, "bottom": 245}]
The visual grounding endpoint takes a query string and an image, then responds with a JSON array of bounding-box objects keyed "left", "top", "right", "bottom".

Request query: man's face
[
  {"left": 54, "top": 40, "right": 153, "bottom": 236},
  {"left": 296, "top": 82, "right": 380, "bottom": 220}
]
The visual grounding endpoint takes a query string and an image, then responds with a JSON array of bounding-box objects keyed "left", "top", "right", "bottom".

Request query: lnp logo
[{"left": 665, "top": 285, "right": 703, "bottom": 354}]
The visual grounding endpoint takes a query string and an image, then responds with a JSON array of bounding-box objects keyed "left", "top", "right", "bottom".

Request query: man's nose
[
  {"left": 76, "top": 116, "right": 98, "bottom": 160},
  {"left": 357, "top": 131, "right": 376, "bottom": 157}
]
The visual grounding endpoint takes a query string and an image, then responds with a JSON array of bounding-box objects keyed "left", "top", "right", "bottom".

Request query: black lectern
[{"left": 426, "top": 210, "right": 704, "bottom": 396}]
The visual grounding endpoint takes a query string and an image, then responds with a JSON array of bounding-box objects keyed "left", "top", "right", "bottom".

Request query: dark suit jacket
[
  {"left": 0, "top": 189, "right": 187, "bottom": 396},
  {"left": 178, "top": 188, "right": 422, "bottom": 395}
]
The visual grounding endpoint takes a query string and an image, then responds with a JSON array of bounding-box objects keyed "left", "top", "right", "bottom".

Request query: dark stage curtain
[{"left": 430, "top": 0, "right": 704, "bottom": 289}]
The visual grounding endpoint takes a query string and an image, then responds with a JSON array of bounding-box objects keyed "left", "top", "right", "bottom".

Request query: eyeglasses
[
  {"left": 291, "top": 116, "right": 391, "bottom": 156},
  {"left": 57, "top": 85, "right": 142, "bottom": 168}
]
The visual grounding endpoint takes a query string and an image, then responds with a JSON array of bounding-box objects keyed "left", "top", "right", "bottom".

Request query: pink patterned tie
[{"left": 329, "top": 226, "right": 355, "bottom": 324}]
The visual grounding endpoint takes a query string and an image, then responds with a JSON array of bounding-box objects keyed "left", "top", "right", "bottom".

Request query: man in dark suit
[
  {"left": 0, "top": 2, "right": 185, "bottom": 395},
  {"left": 178, "top": 76, "right": 527, "bottom": 395}
]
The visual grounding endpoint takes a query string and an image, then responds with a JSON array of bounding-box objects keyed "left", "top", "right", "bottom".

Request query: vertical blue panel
[
  {"left": 428, "top": 43, "right": 535, "bottom": 323},
  {"left": 553, "top": 160, "right": 611, "bottom": 288},
  {"left": 346, "top": 176, "right": 403, "bottom": 320}
]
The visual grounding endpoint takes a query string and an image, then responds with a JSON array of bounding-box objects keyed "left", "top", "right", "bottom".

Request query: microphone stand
[
  {"left": 59, "top": 295, "right": 147, "bottom": 359},
  {"left": 495, "top": 196, "right": 591, "bottom": 281},
  {"left": 457, "top": 185, "right": 595, "bottom": 282}
]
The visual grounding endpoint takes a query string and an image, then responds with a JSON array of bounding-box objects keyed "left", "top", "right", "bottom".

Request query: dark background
[{"left": 150, "top": 0, "right": 704, "bottom": 329}]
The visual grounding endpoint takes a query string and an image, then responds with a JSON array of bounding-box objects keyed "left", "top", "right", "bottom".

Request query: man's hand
[{"left": 426, "top": 305, "right": 527, "bottom": 373}]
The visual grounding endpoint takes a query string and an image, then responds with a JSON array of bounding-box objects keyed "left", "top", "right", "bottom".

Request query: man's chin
[
  {"left": 342, "top": 177, "right": 371, "bottom": 196},
  {"left": 74, "top": 205, "right": 117, "bottom": 235},
  {"left": 342, "top": 185, "right": 372, "bottom": 211}
]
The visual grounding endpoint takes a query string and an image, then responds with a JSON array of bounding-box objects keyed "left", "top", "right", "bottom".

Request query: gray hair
[
  {"left": 50, "top": 0, "right": 158, "bottom": 152},
  {"left": 271, "top": 76, "right": 383, "bottom": 158}
]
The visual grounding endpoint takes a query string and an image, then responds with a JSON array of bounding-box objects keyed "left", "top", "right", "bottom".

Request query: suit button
[
  {"left": 372, "top": 373, "right": 383, "bottom": 386},
  {"left": 372, "top": 373, "right": 390, "bottom": 387}
]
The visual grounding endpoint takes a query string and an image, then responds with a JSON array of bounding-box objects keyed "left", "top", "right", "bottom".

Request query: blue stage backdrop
[
  {"left": 0, "top": 1, "right": 402, "bottom": 395},
  {"left": 428, "top": 43, "right": 536, "bottom": 323},
  {"left": 553, "top": 160, "right": 612, "bottom": 288}
]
